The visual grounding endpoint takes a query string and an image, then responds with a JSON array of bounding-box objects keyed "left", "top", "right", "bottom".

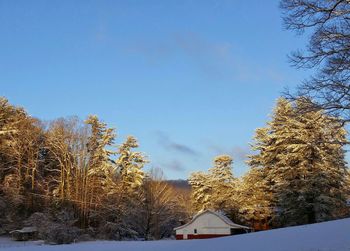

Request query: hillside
[
  {"left": 1, "top": 217, "right": 350, "bottom": 251},
  {"left": 166, "top": 179, "right": 191, "bottom": 190}
]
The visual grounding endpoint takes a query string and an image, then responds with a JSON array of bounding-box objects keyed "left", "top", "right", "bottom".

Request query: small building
[
  {"left": 10, "top": 227, "right": 38, "bottom": 241},
  {"left": 174, "top": 210, "right": 250, "bottom": 240}
]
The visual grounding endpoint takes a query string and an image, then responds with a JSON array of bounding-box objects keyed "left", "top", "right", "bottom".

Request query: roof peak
[{"left": 174, "top": 209, "right": 250, "bottom": 230}]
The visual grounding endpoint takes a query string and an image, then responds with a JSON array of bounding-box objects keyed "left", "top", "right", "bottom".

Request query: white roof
[
  {"left": 10, "top": 227, "right": 38, "bottom": 234},
  {"left": 174, "top": 209, "right": 250, "bottom": 230}
]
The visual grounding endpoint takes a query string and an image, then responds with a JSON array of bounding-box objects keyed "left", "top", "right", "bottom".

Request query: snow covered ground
[
  {"left": 0, "top": 237, "right": 44, "bottom": 249},
  {"left": 1, "top": 217, "right": 349, "bottom": 251}
]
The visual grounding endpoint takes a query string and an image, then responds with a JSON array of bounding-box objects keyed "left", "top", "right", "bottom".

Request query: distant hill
[{"left": 166, "top": 179, "right": 191, "bottom": 190}]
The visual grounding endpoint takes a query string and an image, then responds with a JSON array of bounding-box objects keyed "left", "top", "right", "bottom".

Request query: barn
[{"left": 174, "top": 209, "right": 250, "bottom": 240}]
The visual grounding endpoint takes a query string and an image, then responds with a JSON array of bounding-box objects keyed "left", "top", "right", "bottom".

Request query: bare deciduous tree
[
  {"left": 281, "top": 0, "right": 350, "bottom": 120},
  {"left": 137, "top": 168, "right": 184, "bottom": 240}
]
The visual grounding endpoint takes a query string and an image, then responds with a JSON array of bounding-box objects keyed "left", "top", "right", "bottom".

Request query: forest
[
  {"left": 0, "top": 96, "right": 349, "bottom": 244},
  {"left": 0, "top": 98, "right": 193, "bottom": 243}
]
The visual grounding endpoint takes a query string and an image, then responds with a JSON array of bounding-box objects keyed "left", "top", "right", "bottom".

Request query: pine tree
[
  {"left": 83, "top": 115, "right": 116, "bottom": 225},
  {"left": 249, "top": 98, "right": 348, "bottom": 226},
  {"left": 189, "top": 155, "right": 236, "bottom": 214},
  {"left": 236, "top": 167, "right": 272, "bottom": 229},
  {"left": 188, "top": 171, "right": 212, "bottom": 211},
  {"left": 99, "top": 136, "right": 147, "bottom": 239},
  {"left": 116, "top": 136, "right": 147, "bottom": 192},
  {"left": 209, "top": 155, "right": 236, "bottom": 212}
]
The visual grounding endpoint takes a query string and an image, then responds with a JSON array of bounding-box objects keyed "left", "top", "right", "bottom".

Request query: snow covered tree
[
  {"left": 85, "top": 115, "right": 116, "bottom": 180},
  {"left": 0, "top": 97, "right": 27, "bottom": 184},
  {"left": 46, "top": 117, "right": 89, "bottom": 201},
  {"left": 248, "top": 98, "right": 294, "bottom": 225},
  {"left": 116, "top": 136, "right": 147, "bottom": 192},
  {"left": 0, "top": 97, "right": 49, "bottom": 229},
  {"left": 0, "top": 97, "right": 24, "bottom": 138},
  {"left": 346, "top": 172, "right": 350, "bottom": 196},
  {"left": 188, "top": 171, "right": 211, "bottom": 212},
  {"left": 189, "top": 155, "right": 236, "bottom": 215},
  {"left": 209, "top": 155, "right": 236, "bottom": 213},
  {"left": 95, "top": 136, "right": 147, "bottom": 239},
  {"left": 236, "top": 167, "right": 273, "bottom": 229},
  {"left": 83, "top": 115, "right": 116, "bottom": 226},
  {"left": 249, "top": 97, "right": 349, "bottom": 226}
]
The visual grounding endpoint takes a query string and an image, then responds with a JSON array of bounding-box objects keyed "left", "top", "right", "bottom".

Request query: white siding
[{"left": 176, "top": 212, "right": 231, "bottom": 235}]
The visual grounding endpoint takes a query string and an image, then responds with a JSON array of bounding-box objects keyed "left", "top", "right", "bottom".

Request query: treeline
[
  {"left": 0, "top": 96, "right": 349, "bottom": 243},
  {"left": 189, "top": 98, "right": 350, "bottom": 229},
  {"left": 0, "top": 97, "right": 191, "bottom": 243}
]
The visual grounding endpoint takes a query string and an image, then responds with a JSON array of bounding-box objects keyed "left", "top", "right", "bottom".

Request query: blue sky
[{"left": 0, "top": 0, "right": 310, "bottom": 179}]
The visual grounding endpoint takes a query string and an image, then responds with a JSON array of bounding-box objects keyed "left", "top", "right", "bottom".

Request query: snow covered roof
[
  {"left": 174, "top": 209, "right": 250, "bottom": 230},
  {"left": 10, "top": 227, "right": 38, "bottom": 234}
]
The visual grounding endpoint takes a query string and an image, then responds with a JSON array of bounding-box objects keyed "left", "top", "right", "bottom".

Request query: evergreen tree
[
  {"left": 83, "top": 115, "right": 116, "bottom": 225},
  {"left": 209, "top": 155, "right": 236, "bottom": 212},
  {"left": 99, "top": 136, "right": 147, "bottom": 239},
  {"left": 236, "top": 167, "right": 272, "bottom": 229},
  {"left": 249, "top": 98, "right": 348, "bottom": 226},
  {"left": 116, "top": 136, "right": 147, "bottom": 192},
  {"left": 188, "top": 171, "right": 212, "bottom": 211},
  {"left": 189, "top": 155, "right": 236, "bottom": 214}
]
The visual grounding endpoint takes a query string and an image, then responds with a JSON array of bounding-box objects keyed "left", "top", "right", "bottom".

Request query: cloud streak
[
  {"left": 207, "top": 143, "right": 252, "bottom": 162},
  {"left": 164, "top": 160, "right": 186, "bottom": 172},
  {"left": 152, "top": 159, "right": 186, "bottom": 172},
  {"left": 124, "top": 32, "right": 288, "bottom": 84},
  {"left": 156, "top": 131, "right": 199, "bottom": 156},
  {"left": 174, "top": 32, "right": 233, "bottom": 77}
]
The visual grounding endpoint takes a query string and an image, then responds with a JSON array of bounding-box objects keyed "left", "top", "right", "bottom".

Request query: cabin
[
  {"left": 10, "top": 227, "right": 38, "bottom": 241},
  {"left": 174, "top": 209, "right": 250, "bottom": 240}
]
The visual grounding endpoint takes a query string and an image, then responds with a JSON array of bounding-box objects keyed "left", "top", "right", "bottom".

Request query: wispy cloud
[
  {"left": 151, "top": 159, "right": 186, "bottom": 172},
  {"left": 231, "top": 146, "right": 251, "bottom": 162},
  {"left": 207, "top": 142, "right": 252, "bottom": 162},
  {"left": 174, "top": 32, "right": 233, "bottom": 77},
  {"left": 165, "top": 160, "right": 186, "bottom": 172},
  {"left": 155, "top": 131, "right": 199, "bottom": 156},
  {"left": 125, "top": 32, "right": 234, "bottom": 78},
  {"left": 125, "top": 32, "right": 288, "bottom": 84}
]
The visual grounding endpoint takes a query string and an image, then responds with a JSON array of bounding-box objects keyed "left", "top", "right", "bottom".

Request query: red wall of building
[{"left": 176, "top": 234, "right": 230, "bottom": 240}]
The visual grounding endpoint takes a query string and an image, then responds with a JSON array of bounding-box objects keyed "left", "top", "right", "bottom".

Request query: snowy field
[{"left": 1, "top": 218, "right": 350, "bottom": 251}]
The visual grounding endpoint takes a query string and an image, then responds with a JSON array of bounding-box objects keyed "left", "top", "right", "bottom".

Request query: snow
[
  {"left": 0, "top": 237, "right": 44, "bottom": 249},
  {"left": 1, "top": 218, "right": 350, "bottom": 251}
]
